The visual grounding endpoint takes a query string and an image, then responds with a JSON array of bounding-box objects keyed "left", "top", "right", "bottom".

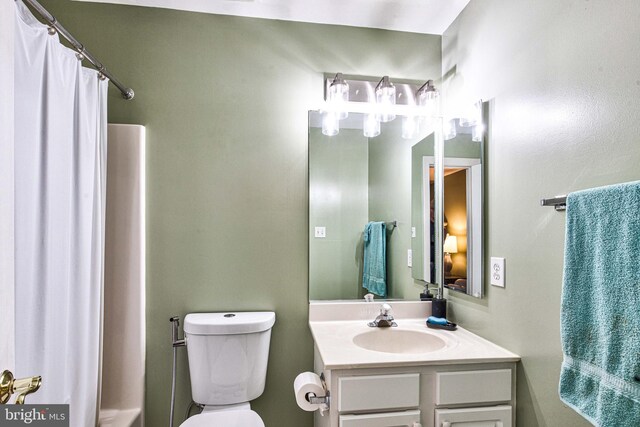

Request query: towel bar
[{"left": 540, "top": 195, "right": 567, "bottom": 211}]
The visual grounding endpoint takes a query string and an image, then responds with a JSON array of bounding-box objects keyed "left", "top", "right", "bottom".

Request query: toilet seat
[{"left": 180, "top": 409, "right": 265, "bottom": 427}]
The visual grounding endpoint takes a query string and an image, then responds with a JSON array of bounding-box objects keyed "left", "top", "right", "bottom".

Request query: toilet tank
[{"left": 184, "top": 312, "right": 276, "bottom": 406}]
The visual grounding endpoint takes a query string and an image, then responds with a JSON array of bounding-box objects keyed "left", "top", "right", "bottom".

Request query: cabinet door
[
  {"left": 434, "top": 405, "right": 511, "bottom": 427},
  {"left": 339, "top": 409, "right": 421, "bottom": 427}
]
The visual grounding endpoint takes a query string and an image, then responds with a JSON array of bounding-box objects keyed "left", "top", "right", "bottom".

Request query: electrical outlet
[
  {"left": 407, "top": 249, "right": 413, "bottom": 267},
  {"left": 314, "top": 227, "right": 326, "bottom": 238},
  {"left": 490, "top": 257, "right": 505, "bottom": 287}
]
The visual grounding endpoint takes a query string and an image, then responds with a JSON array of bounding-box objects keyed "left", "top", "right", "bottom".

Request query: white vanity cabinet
[
  {"left": 307, "top": 305, "right": 520, "bottom": 427},
  {"left": 314, "top": 348, "right": 517, "bottom": 427}
]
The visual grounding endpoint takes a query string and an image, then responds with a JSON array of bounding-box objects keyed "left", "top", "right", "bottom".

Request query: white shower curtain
[{"left": 13, "top": 2, "right": 107, "bottom": 426}]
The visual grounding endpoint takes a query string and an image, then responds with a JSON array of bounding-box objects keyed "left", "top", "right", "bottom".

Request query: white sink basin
[{"left": 353, "top": 328, "right": 446, "bottom": 354}]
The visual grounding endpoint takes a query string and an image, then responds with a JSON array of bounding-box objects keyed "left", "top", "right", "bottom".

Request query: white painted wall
[{"left": 0, "top": 0, "right": 15, "bottom": 372}]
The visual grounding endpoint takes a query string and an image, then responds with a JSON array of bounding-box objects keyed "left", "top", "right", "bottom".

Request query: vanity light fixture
[
  {"left": 327, "top": 73, "right": 349, "bottom": 120},
  {"left": 319, "top": 74, "right": 486, "bottom": 141},
  {"left": 416, "top": 79, "right": 440, "bottom": 116},
  {"left": 375, "top": 76, "right": 397, "bottom": 123}
]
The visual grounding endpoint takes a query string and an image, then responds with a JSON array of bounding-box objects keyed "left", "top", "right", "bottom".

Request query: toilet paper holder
[
  {"left": 307, "top": 372, "right": 330, "bottom": 408},
  {"left": 307, "top": 392, "right": 330, "bottom": 406}
]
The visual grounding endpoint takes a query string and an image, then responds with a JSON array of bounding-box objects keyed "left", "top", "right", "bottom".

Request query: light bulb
[
  {"left": 402, "top": 116, "right": 419, "bottom": 139},
  {"left": 322, "top": 112, "right": 339, "bottom": 136},
  {"left": 363, "top": 113, "right": 380, "bottom": 138},
  {"left": 443, "top": 118, "right": 457, "bottom": 141},
  {"left": 328, "top": 73, "right": 349, "bottom": 120},
  {"left": 375, "top": 76, "right": 396, "bottom": 123}
]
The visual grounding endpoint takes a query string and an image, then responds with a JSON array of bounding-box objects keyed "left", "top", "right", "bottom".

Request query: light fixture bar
[{"left": 324, "top": 75, "right": 433, "bottom": 106}]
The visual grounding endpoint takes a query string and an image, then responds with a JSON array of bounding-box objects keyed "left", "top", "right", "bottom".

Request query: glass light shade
[
  {"left": 402, "top": 116, "right": 419, "bottom": 139},
  {"left": 328, "top": 79, "right": 349, "bottom": 120},
  {"left": 417, "top": 88, "right": 440, "bottom": 117},
  {"left": 472, "top": 123, "right": 484, "bottom": 142},
  {"left": 375, "top": 79, "right": 396, "bottom": 123},
  {"left": 443, "top": 118, "right": 457, "bottom": 141},
  {"left": 363, "top": 113, "right": 380, "bottom": 138},
  {"left": 443, "top": 235, "right": 458, "bottom": 254},
  {"left": 322, "top": 112, "right": 339, "bottom": 136}
]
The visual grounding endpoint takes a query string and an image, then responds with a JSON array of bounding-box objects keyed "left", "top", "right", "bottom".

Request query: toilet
[{"left": 180, "top": 312, "right": 276, "bottom": 427}]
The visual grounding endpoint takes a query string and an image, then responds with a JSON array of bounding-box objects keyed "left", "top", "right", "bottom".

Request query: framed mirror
[
  {"left": 411, "top": 127, "right": 484, "bottom": 298},
  {"left": 308, "top": 108, "right": 485, "bottom": 301}
]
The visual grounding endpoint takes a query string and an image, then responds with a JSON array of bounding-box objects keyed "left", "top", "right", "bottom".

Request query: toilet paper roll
[{"left": 294, "top": 372, "right": 327, "bottom": 412}]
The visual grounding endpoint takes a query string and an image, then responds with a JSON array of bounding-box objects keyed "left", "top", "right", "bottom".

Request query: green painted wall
[
  {"left": 37, "top": 1, "right": 441, "bottom": 425},
  {"left": 309, "top": 128, "right": 368, "bottom": 300},
  {"left": 368, "top": 119, "right": 425, "bottom": 299},
  {"left": 443, "top": 1, "right": 640, "bottom": 426}
]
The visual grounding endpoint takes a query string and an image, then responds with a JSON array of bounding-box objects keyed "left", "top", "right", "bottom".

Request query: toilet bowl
[{"left": 178, "top": 312, "right": 275, "bottom": 427}]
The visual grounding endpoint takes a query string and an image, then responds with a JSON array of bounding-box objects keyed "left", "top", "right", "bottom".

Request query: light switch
[
  {"left": 407, "top": 249, "right": 413, "bottom": 267},
  {"left": 490, "top": 257, "right": 505, "bottom": 287},
  {"left": 314, "top": 227, "right": 326, "bottom": 238},
  {"left": 411, "top": 227, "right": 416, "bottom": 238}
]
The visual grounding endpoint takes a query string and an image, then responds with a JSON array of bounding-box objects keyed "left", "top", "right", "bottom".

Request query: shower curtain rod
[{"left": 21, "top": 0, "right": 135, "bottom": 100}]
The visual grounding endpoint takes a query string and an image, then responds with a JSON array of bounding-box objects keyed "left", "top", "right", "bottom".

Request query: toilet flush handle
[{"left": 170, "top": 317, "right": 185, "bottom": 347}]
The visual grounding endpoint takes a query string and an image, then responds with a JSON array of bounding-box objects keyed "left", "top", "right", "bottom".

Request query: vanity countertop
[{"left": 309, "top": 318, "right": 520, "bottom": 370}]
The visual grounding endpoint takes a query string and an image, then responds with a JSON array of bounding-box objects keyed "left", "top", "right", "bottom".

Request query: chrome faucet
[{"left": 368, "top": 303, "right": 397, "bottom": 327}]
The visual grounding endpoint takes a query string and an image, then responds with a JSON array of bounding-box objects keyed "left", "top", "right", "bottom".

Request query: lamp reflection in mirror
[
  {"left": 443, "top": 118, "right": 457, "bottom": 140},
  {"left": 322, "top": 111, "right": 339, "bottom": 136},
  {"left": 460, "top": 100, "right": 482, "bottom": 128},
  {"left": 402, "top": 115, "right": 419, "bottom": 139},
  {"left": 443, "top": 234, "right": 458, "bottom": 275},
  {"left": 363, "top": 113, "right": 381, "bottom": 137}
]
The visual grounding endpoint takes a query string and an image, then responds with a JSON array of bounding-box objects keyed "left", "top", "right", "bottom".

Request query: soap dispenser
[
  {"left": 432, "top": 293, "right": 447, "bottom": 318},
  {"left": 420, "top": 283, "right": 434, "bottom": 301}
]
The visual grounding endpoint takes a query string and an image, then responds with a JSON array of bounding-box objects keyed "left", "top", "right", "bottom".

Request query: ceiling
[{"left": 74, "top": 0, "right": 470, "bottom": 35}]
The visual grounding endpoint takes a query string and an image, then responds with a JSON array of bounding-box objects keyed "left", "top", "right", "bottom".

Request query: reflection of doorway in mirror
[
  {"left": 443, "top": 168, "right": 468, "bottom": 292},
  {"left": 427, "top": 167, "right": 468, "bottom": 287},
  {"left": 444, "top": 168, "right": 467, "bottom": 277},
  {"left": 423, "top": 156, "right": 482, "bottom": 296}
]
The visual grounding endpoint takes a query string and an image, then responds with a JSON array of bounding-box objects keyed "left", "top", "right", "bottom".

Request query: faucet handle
[{"left": 380, "top": 303, "right": 392, "bottom": 316}]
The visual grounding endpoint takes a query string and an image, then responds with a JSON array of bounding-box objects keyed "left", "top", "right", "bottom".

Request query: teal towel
[
  {"left": 559, "top": 181, "right": 640, "bottom": 427},
  {"left": 363, "top": 221, "right": 387, "bottom": 297}
]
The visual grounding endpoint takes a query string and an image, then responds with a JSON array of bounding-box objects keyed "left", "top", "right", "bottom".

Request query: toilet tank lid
[{"left": 184, "top": 312, "right": 275, "bottom": 335}]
